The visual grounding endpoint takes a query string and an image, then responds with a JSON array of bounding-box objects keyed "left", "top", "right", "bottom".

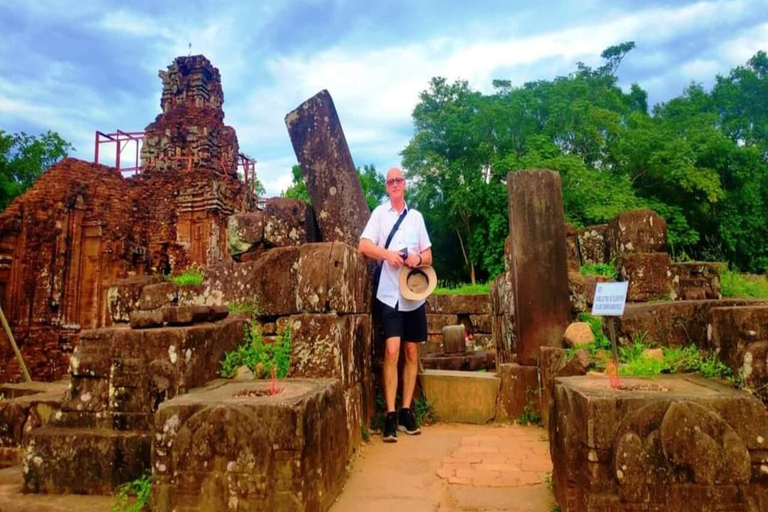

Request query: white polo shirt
[{"left": 360, "top": 201, "right": 432, "bottom": 311}]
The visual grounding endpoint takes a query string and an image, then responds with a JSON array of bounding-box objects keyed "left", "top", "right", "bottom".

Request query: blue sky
[{"left": 1, "top": 0, "right": 767, "bottom": 195}]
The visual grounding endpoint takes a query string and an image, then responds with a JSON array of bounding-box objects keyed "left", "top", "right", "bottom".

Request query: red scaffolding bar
[
  {"left": 93, "top": 129, "right": 258, "bottom": 202},
  {"left": 94, "top": 130, "right": 145, "bottom": 175}
]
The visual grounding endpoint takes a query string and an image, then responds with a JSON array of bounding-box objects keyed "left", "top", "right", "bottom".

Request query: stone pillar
[
  {"left": 285, "top": 90, "right": 370, "bottom": 246},
  {"left": 507, "top": 170, "right": 570, "bottom": 365}
]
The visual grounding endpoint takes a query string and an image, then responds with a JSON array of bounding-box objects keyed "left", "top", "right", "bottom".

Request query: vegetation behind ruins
[{"left": 401, "top": 43, "right": 768, "bottom": 284}]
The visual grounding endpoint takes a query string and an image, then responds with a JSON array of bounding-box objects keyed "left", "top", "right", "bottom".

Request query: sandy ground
[{"left": 0, "top": 423, "right": 554, "bottom": 512}]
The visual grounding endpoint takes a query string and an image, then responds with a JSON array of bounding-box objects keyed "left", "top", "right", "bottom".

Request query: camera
[{"left": 399, "top": 248, "right": 408, "bottom": 260}]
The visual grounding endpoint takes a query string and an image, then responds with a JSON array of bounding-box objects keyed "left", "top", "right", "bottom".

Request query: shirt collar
[{"left": 387, "top": 200, "right": 408, "bottom": 214}]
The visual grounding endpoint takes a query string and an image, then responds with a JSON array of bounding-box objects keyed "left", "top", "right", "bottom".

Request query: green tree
[
  {"left": 282, "top": 163, "right": 387, "bottom": 211},
  {"left": 283, "top": 164, "right": 310, "bottom": 201},
  {"left": 0, "top": 130, "right": 74, "bottom": 210}
]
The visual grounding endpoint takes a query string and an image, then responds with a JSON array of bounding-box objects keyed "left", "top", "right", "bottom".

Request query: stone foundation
[
  {"left": 152, "top": 379, "right": 348, "bottom": 512},
  {"left": 550, "top": 374, "right": 768, "bottom": 512}
]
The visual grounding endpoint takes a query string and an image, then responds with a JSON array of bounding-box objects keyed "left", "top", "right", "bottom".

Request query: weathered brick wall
[{"left": 0, "top": 159, "right": 143, "bottom": 381}]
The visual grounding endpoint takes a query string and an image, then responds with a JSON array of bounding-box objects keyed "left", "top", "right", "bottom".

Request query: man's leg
[
  {"left": 401, "top": 342, "right": 419, "bottom": 410},
  {"left": 382, "top": 336, "right": 401, "bottom": 442},
  {"left": 384, "top": 336, "right": 401, "bottom": 413}
]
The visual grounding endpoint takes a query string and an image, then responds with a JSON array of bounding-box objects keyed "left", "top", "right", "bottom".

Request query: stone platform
[
  {"left": 419, "top": 370, "right": 500, "bottom": 424},
  {"left": 152, "top": 379, "right": 348, "bottom": 512},
  {"left": 23, "top": 315, "right": 245, "bottom": 494},
  {"left": 551, "top": 374, "right": 768, "bottom": 512}
]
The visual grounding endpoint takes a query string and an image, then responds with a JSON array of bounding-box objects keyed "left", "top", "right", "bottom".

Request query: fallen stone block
[
  {"left": 108, "top": 275, "right": 164, "bottom": 323},
  {"left": 616, "top": 252, "right": 673, "bottom": 302},
  {"left": 577, "top": 224, "right": 608, "bottom": 266},
  {"left": 671, "top": 261, "right": 722, "bottom": 301},
  {"left": 137, "top": 282, "right": 177, "bottom": 311},
  {"left": 605, "top": 209, "right": 667, "bottom": 261},
  {"left": 130, "top": 309, "right": 165, "bottom": 329}
]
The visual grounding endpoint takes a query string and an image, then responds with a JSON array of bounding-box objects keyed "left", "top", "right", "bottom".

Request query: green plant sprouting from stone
[
  {"left": 165, "top": 267, "right": 205, "bottom": 286},
  {"left": 579, "top": 261, "right": 618, "bottom": 279},
  {"left": 112, "top": 474, "right": 151, "bottom": 512},
  {"left": 219, "top": 317, "right": 292, "bottom": 379}
]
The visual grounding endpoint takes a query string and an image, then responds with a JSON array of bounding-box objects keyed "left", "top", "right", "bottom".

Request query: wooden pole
[{"left": 0, "top": 304, "right": 31, "bottom": 383}]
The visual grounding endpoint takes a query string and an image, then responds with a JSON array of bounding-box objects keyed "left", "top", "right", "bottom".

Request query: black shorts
[{"left": 378, "top": 300, "right": 428, "bottom": 343}]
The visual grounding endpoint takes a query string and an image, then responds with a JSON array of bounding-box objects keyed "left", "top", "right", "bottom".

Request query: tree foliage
[
  {"left": 402, "top": 45, "right": 768, "bottom": 282},
  {"left": 0, "top": 130, "right": 74, "bottom": 210},
  {"left": 282, "top": 163, "right": 387, "bottom": 211}
]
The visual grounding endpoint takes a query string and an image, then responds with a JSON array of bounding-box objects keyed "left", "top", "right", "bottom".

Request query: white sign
[{"left": 591, "top": 282, "right": 629, "bottom": 317}]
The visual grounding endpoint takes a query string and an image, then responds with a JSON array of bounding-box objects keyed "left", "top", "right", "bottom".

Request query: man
[{"left": 359, "top": 167, "right": 432, "bottom": 443}]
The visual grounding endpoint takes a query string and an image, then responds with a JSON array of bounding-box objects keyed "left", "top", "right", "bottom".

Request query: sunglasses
[{"left": 386, "top": 177, "right": 405, "bottom": 186}]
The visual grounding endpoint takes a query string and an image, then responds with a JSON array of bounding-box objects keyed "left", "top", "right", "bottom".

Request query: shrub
[
  {"left": 219, "top": 321, "right": 292, "bottom": 379},
  {"left": 112, "top": 474, "right": 151, "bottom": 512},
  {"left": 580, "top": 262, "right": 618, "bottom": 279}
]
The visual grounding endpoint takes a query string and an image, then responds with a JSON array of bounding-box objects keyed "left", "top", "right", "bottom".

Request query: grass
[
  {"left": 112, "top": 474, "right": 151, "bottom": 512},
  {"left": 165, "top": 267, "right": 204, "bottom": 286},
  {"left": 517, "top": 403, "right": 542, "bottom": 426},
  {"left": 413, "top": 396, "right": 437, "bottom": 426},
  {"left": 227, "top": 297, "right": 260, "bottom": 316},
  {"left": 580, "top": 262, "right": 618, "bottom": 280},
  {"left": 721, "top": 269, "right": 768, "bottom": 299},
  {"left": 433, "top": 282, "right": 490, "bottom": 295}
]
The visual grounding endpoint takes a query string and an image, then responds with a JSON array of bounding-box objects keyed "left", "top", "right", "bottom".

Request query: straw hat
[{"left": 399, "top": 265, "right": 438, "bottom": 301}]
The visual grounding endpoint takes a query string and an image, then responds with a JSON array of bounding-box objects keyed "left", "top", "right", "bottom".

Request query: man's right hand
[{"left": 384, "top": 250, "right": 404, "bottom": 268}]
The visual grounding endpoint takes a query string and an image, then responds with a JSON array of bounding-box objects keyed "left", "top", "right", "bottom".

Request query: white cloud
[{"left": 235, "top": 0, "right": 762, "bottom": 191}]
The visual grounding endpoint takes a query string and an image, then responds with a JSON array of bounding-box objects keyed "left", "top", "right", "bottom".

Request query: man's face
[{"left": 386, "top": 168, "right": 406, "bottom": 201}]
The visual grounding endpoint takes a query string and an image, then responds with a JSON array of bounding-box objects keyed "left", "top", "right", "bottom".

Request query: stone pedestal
[
  {"left": 506, "top": 170, "right": 570, "bottom": 365},
  {"left": 419, "top": 370, "right": 500, "bottom": 424},
  {"left": 152, "top": 379, "right": 348, "bottom": 512},
  {"left": 551, "top": 374, "right": 768, "bottom": 512},
  {"left": 495, "top": 363, "right": 540, "bottom": 421}
]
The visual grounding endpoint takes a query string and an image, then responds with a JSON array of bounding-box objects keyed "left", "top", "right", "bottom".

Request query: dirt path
[
  {"left": 0, "top": 423, "right": 554, "bottom": 512},
  {"left": 330, "top": 423, "right": 554, "bottom": 512}
]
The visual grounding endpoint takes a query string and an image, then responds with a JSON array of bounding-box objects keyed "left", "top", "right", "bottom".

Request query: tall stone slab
[
  {"left": 285, "top": 90, "right": 370, "bottom": 246},
  {"left": 507, "top": 170, "right": 570, "bottom": 365}
]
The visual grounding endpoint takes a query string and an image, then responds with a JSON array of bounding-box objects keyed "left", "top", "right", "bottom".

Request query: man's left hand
[{"left": 404, "top": 252, "right": 421, "bottom": 268}]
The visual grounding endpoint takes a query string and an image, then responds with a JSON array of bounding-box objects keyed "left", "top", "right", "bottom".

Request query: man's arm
[{"left": 359, "top": 238, "right": 405, "bottom": 268}]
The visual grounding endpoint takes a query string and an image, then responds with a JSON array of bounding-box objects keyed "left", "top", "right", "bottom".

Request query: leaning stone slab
[
  {"left": 152, "top": 379, "right": 349, "bottom": 512},
  {"left": 550, "top": 374, "right": 768, "bottom": 512},
  {"left": 285, "top": 90, "right": 370, "bottom": 246}
]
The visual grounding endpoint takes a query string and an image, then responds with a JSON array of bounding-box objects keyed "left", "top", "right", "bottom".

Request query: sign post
[{"left": 591, "top": 282, "right": 629, "bottom": 389}]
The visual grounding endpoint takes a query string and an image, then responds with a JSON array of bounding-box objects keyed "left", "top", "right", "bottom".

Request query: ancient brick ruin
[{"left": 0, "top": 55, "right": 251, "bottom": 383}]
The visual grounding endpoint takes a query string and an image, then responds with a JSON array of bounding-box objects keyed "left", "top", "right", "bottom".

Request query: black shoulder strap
[{"left": 384, "top": 209, "right": 408, "bottom": 249}]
